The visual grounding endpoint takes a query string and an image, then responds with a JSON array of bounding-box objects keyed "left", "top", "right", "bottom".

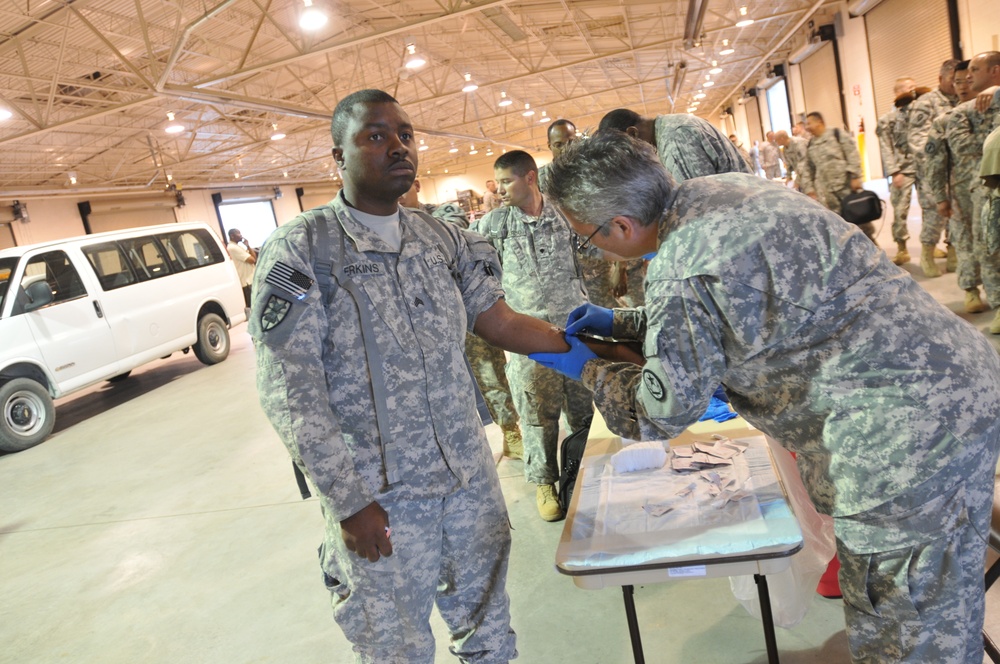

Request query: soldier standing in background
[
  {"left": 949, "top": 51, "right": 1000, "bottom": 332},
  {"left": 774, "top": 130, "right": 808, "bottom": 189},
  {"left": 876, "top": 77, "right": 916, "bottom": 265},
  {"left": 905, "top": 60, "right": 959, "bottom": 277},
  {"left": 926, "top": 61, "right": 987, "bottom": 313},
  {"left": 759, "top": 131, "right": 782, "bottom": 180},
  {"left": 800, "top": 112, "right": 873, "bottom": 242},
  {"left": 482, "top": 179, "right": 501, "bottom": 212}
]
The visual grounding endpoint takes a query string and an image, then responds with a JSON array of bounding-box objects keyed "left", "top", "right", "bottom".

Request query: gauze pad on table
[{"left": 609, "top": 441, "right": 667, "bottom": 473}]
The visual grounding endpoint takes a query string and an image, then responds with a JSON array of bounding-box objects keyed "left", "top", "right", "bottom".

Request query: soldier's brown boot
[
  {"left": 965, "top": 288, "right": 988, "bottom": 314},
  {"left": 891, "top": 241, "right": 910, "bottom": 265},
  {"left": 945, "top": 245, "right": 957, "bottom": 272},
  {"left": 536, "top": 484, "right": 564, "bottom": 522},
  {"left": 933, "top": 246, "right": 947, "bottom": 258},
  {"left": 991, "top": 311, "right": 1000, "bottom": 335},
  {"left": 500, "top": 424, "right": 523, "bottom": 460},
  {"left": 920, "top": 244, "right": 941, "bottom": 278}
]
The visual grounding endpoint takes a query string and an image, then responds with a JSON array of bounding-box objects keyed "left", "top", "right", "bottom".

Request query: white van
[{"left": 0, "top": 222, "right": 248, "bottom": 452}]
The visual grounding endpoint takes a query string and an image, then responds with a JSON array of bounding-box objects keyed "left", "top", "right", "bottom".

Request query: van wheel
[
  {"left": 0, "top": 378, "right": 55, "bottom": 452},
  {"left": 194, "top": 313, "right": 230, "bottom": 365},
  {"left": 107, "top": 371, "right": 131, "bottom": 383}
]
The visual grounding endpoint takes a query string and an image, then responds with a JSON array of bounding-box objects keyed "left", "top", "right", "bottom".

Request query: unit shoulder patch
[{"left": 261, "top": 295, "right": 292, "bottom": 331}]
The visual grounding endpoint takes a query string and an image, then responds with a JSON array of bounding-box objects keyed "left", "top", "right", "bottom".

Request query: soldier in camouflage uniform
[
  {"left": 800, "top": 112, "right": 873, "bottom": 241},
  {"left": 905, "top": 60, "right": 960, "bottom": 276},
  {"left": 535, "top": 131, "right": 1000, "bottom": 664},
  {"left": 251, "top": 89, "right": 573, "bottom": 663},
  {"left": 875, "top": 78, "right": 916, "bottom": 265},
  {"left": 949, "top": 52, "right": 1000, "bottom": 332},
  {"left": 402, "top": 180, "right": 525, "bottom": 459},
  {"left": 598, "top": 108, "right": 753, "bottom": 181},
  {"left": 479, "top": 150, "right": 594, "bottom": 522},
  {"left": 926, "top": 62, "right": 987, "bottom": 312},
  {"left": 774, "top": 130, "right": 808, "bottom": 189},
  {"left": 542, "top": 119, "right": 619, "bottom": 310}
]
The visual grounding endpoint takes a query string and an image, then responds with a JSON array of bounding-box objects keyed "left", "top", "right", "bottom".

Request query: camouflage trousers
[
  {"left": 915, "top": 164, "right": 947, "bottom": 246},
  {"left": 949, "top": 181, "right": 981, "bottom": 291},
  {"left": 466, "top": 334, "right": 518, "bottom": 429},
  {"left": 888, "top": 175, "right": 914, "bottom": 243},
  {"left": 973, "top": 185, "right": 1000, "bottom": 306},
  {"left": 579, "top": 254, "right": 618, "bottom": 309},
  {"left": 321, "top": 457, "right": 517, "bottom": 663},
  {"left": 835, "top": 420, "right": 1000, "bottom": 663},
  {"left": 506, "top": 352, "right": 593, "bottom": 485}
]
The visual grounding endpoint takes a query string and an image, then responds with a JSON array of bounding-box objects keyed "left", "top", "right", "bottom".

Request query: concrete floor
[{"left": 4, "top": 188, "right": 1000, "bottom": 664}]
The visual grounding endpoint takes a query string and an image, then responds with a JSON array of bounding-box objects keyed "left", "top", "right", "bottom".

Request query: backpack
[
  {"left": 840, "top": 189, "right": 885, "bottom": 225},
  {"left": 558, "top": 425, "right": 592, "bottom": 512}
]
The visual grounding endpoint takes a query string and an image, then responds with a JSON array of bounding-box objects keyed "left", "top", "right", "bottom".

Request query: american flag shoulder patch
[{"left": 265, "top": 261, "right": 313, "bottom": 300}]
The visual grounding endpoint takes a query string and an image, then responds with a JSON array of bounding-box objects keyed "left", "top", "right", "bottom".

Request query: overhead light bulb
[
  {"left": 166, "top": 173, "right": 173, "bottom": 181},
  {"left": 234, "top": 172, "right": 240, "bottom": 179},
  {"left": 720, "top": 38, "right": 735, "bottom": 56},
  {"left": 68, "top": 171, "right": 78, "bottom": 185},
  {"left": 498, "top": 90, "right": 512, "bottom": 107},
  {"left": 283, "top": 171, "right": 289, "bottom": 178},
  {"left": 522, "top": 103, "right": 534, "bottom": 117},
  {"left": 735, "top": 6, "right": 754, "bottom": 27},
  {"left": 462, "top": 73, "right": 478, "bottom": 93},
  {"left": 694, "top": 92, "right": 707, "bottom": 99},
  {"left": 539, "top": 111, "right": 549, "bottom": 123},
  {"left": 469, "top": 144, "right": 478, "bottom": 155},
  {"left": 710, "top": 60, "right": 723, "bottom": 75},
  {"left": 0, "top": 108, "right": 12, "bottom": 121},
  {"left": 486, "top": 149, "right": 494, "bottom": 156},
  {"left": 687, "top": 107, "right": 698, "bottom": 113},
  {"left": 703, "top": 81, "right": 715, "bottom": 87},
  {"left": 449, "top": 144, "right": 459, "bottom": 153},
  {"left": 404, "top": 43, "right": 426, "bottom": 69},
  {"left": 270, "top": 123, "right": 286, "bottom": 140},
  {"left": 418, "top": 139, "right": 428, "bottom": 152},
  {"left": 164, "top": 111, "right": 184, "bottom": 134},
  {"left": 299, "top": 0, "right": 328, "bottom": 30}
]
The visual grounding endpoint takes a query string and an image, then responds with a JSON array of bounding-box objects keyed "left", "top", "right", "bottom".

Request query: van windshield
[{"left": 0, "top": 257, "right": 18, "bottom": 315}]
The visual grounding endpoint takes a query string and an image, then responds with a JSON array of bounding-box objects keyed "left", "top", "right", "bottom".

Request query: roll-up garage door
[
  {"left": 866, "top": 0, "right": 953, "bottom": 119},
  {"left": 799, "top": 42, "right": 845, "bottom": 130},
  {"left": 0, "top": 223, "right": 14, "bottom": 250},
  {"left": 296, "top": 186, "right": 341, "bottom": 212},
  {"left": 82, "top": 194, "right": 178, "bottom": 234}
]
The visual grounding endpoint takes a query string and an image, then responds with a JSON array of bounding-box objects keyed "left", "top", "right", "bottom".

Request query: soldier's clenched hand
[{"left": 341, "top": 501, "right": 393, "bottom": 562}]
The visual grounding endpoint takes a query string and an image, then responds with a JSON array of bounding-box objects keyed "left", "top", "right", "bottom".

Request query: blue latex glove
[
  {"left": 528, "top": 334, "right": 598, "bottom": 382},
  {"left": 698, "top": 396, "right": 738, "bottom": 423},
  {"left": 565, "top": 303, "right": 614, "bottom": 337},
  {"left": 711, "top": 385, "right": 730, "bottom": 404}
]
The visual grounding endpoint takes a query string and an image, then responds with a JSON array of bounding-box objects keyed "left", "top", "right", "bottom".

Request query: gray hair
[{"left": 540, "top": 130, "right": 674, "bottom": 229}]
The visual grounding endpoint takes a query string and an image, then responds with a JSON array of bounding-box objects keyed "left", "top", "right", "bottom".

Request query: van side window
[
  {"left": 119, "top": 237, "right": 171, "bottom": 282},
  {"left": 11, "top": 251, "right": 87, "bottom": 315},
  {"left": 157, "top": 229, "right": 224, "bottom": 271},
  {"left": 83, "top": 243, "right": 137, "bottom": 290}
]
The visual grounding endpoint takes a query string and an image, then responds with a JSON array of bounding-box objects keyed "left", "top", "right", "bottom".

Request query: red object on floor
[{"left": 817, "top": 554, "right": 842, "bottom": 598}]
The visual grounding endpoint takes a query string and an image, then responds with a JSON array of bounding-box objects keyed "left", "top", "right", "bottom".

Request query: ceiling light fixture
[
  {"left": 449, "top": 144, "right": 459, "bottom": 153},
  {"left": 68, "top": 171, "right": 78, "bottom": 185},
  {"left": 687, "top": 106, "right": 698, "bottom": 113},
  {"left": 522, "top": 103, "right": 534, "bottom": 117},
  {"left": 270, "top": 123, "right": 286, "bottom": 141},
  {"left": 299, "top": 0, "right": 328, "bottom": 30},
  {"left": 498, "top": 91, "right": 513, "bottom": 107},
  {"left": 418, "top": 139, "right": 428, "bottom": 152},
  {"left": 703, "top": 80, "right": 715, "bottom": 87},
  {"left": 283, "top": 171, "right": 289, "bottom": 178},
  {"left": 486, "top": 148, "right": 494, "bottom": 156},
  {"left": 0, "top": 108, "right": 12, "bottom": 121},
  {"left": 720, "top": 39, "right": 735, "bottom": 56},
  {"left": 462, "top": 73, "right": 478, "bottom": 93},
  {"left": 735, "top": 6, "right": 754, "bottom": 28},
  {"left": 164, "top": 111, "right": 184, "bottom": 134},
  {"left": 404, "top": 43, "right": 426, "bottom": 69},
  {"left": 694, "top": 92, "right": 707, "bottom": 100},
  {"left": 539, "top": 111, "right": 550, "bottom": 123},
  {"left": 710, "top": 60, "right": 723, "bottom": 75},
  {"left": 234, "top": 172, "right": 240, "bottom": 179},
  {"left": 469, "top": 144, "right": 478, "bottom": 155}
]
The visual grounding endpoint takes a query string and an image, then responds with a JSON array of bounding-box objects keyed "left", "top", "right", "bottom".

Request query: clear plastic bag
[{"left": 729, "top": 436, "right": 837, "bottom": 628}]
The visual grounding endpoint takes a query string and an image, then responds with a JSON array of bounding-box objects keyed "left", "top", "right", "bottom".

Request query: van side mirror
[{"left": 23, "top": 280, "right": 54, "bottom": 312}]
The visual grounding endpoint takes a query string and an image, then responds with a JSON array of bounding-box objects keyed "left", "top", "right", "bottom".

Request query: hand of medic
[
  {"left": 565, "top": 303, "right": 614, "bottom": 337},
  {"left": 341, "top": 501, "right": 393, "bottom": 562},
  {"left": 529, "top": 333, "right": 598, "bottom": 382}
]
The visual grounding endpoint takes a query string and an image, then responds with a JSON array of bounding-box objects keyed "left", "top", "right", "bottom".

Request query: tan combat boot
[
  {"left": 892, "top": 241, "right": 910, "bottom": 265},
  {"left": 920, "top": 244, "right": 941, "bottom": 278},
  {"left": 965, "top": 288, "right": 988, "bottom": 314},
  {"left": 536, "top": 484, "right": 564, "bottom": 522},
  {"left": 991, "top": 310, "right": 1000, "bottom": 335},
  {"left": 933, "top": 246, "right": 948, "bottom": 258},
  {"left": 945, "top": 245, "right": 957, "bottom": 273},
  {"left": 500, "top": 423, "right": 523, "bottom": 460}
]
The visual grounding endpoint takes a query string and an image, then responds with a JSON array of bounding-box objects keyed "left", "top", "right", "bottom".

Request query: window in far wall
[
  {"left": 766, "top": 80, "right": 792, "bottom": 135},
  {"left": 217, "top": 201, "right": 277, "bottom": 250}
]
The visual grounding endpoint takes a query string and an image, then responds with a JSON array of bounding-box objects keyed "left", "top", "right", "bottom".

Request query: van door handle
[{"left": 93, "top": 300, "right": 104, "bottom": 318}]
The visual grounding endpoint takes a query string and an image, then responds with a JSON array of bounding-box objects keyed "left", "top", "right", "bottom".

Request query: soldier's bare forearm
[
  {"left": 578, "top": 335, "right": 645, "bottom": 365},
  {"left": 474, "top": 299, "right": 570, "bottom": 355}
]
